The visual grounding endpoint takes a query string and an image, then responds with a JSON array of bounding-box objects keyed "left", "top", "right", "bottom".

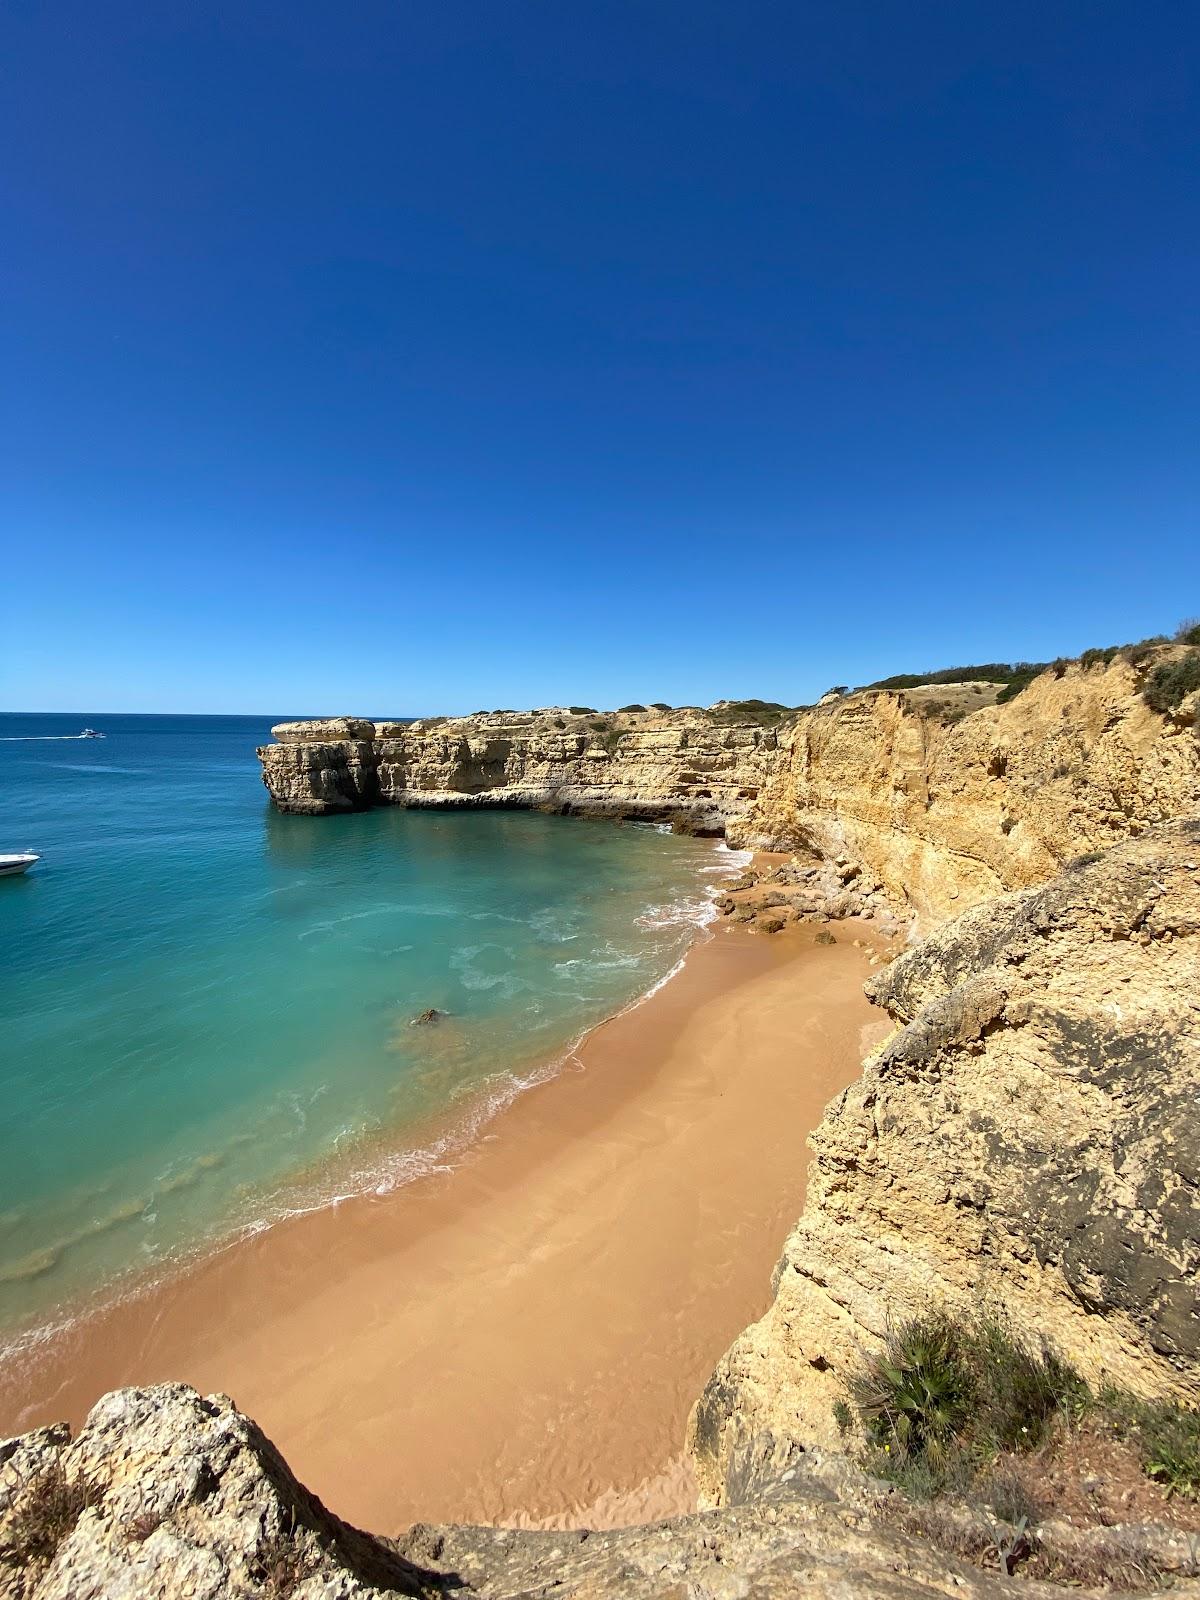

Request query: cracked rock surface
[
  {"left": 690, "top": 822, "right": 1200, "bottom": 1502},
  {"left": 6, "top": 1386, "right": 1190, "bottom": 1599}
]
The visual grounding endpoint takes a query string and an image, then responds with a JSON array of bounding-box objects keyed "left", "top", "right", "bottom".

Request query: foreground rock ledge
[
  {"left": 690, "top": 821, "right": 1200, "bottom": 1504},
  {"left": 4, "top": 1384, "right": 1191, "bottom": 1599}
]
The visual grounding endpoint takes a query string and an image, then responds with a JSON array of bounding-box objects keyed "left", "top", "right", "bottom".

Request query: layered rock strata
[
  {"left": 689, "top": 821, "right": 1200, "bottom": 1505},
  {"left": 258, "top": 655, "right": 1200, "bottom": 928},
  {"left": 260, "top": 708, "right": 773, "bottom": 833},
  {"left": 743, "top": 653, "right": 1200, "bottom": 925}
]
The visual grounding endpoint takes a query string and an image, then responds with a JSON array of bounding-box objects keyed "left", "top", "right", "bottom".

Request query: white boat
[
  {"left": 0, "top": 853, "right": 39, "bottom": 877},
  {"left": 80, "top": 728, "right": 104, "bottom": 738}
]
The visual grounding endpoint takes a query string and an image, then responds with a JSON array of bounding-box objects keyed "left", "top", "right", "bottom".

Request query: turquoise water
[{"left": 0, "top": 714, "right": 738, "bottom": 1340}]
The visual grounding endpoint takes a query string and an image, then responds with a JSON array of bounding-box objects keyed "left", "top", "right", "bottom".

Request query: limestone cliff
[
  {"left": 736, "top": 654, "right": 1200, "bottom": 926},
  {"left": 257, "top": 655, "right": 1200, "bottom": 930},
  {"left": 4, "top": 663, "right": 1200, "bottom": 1597},
  {"left": 260, "top": 707, "right": 773, "bottom": 832},
  {"left": 689, "top": 821, "right": 1200, "bottom": 1506},
  {"left": 5, "top": 1385, "right": 1194, "bottom": 1599}
]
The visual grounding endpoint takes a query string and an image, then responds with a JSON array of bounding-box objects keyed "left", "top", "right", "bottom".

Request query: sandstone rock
[
  {"left": 689, "top": 822, "right": 1200, "bottom": 1505},
  {"left": 271, "top": 719, "right": 378, "bottom": 745},
  {"left": 256, "top": 659, "right": 1200, "bottom": 939},
  {"left": 258, "top": 709, "right": 778, "bottom": 833},
  {"left": 0, "top": 1384, "right": 426, "bottom": 1599},
  {"left": 734, "top": 657, "right": 1200, "bottom": 927},
  {"left": 5, "top": 1386, "right": 1174, "bottom": 1599}
]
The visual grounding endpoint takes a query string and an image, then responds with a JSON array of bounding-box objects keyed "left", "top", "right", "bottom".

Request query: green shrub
[
  {"left": 994, "top": 663, "right": 1051, "bottom": 704},
  {"left": 868, "top": 664, "right": 1018, "bottom": 692},
  {"left": 1125, "top": 635, "right": 1169, "bottom": 667},
  {"left": 1141, "top": 1405, "right": 1200, "bottom": 1497},
  {"left": 843, "top": 1310, "right": 1088, "bottom": 1494},
  {"left": 568, "top": 706, "right": 596, "bottom": 716},
  {"left": 1176, "top": 618, "right": 1200, "bottom": 646},
  {"left": 650, "top": 701, "right": 672, "bottom": 711},
  {"left": 850, "top": 1310, "right": 975, "bottom": 1470},
  {"left": 618, "top": 703, "right": 646, "bottom": 713},
  {"left": 1096, "top": 1389, "right": 1200, "bottom": 1499},
  {"left": 708, "top": 698, "right": 793, "bottom": 726},
  {"left": 1142, "top": 650, "right": 1200, "bottom": 714},
  {"left": 1078, "top": 645, "right": 1120, "bottom": 670},
  {"left": 843, "top": 1306, "right": 1200, "bottom": 1517},
  {"left": 972, "top": 1319, "right": 1088, "bottom": 1448}
]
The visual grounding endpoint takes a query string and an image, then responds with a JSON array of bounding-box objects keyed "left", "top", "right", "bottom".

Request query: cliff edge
[
  {"left": 7, "top": 1384, "right": 1194, "bottom": 1599},
  {"left": 689, "top": 821, "right": 1200, "bottom": 1506},
  {"left": 257, "top": 653, "right": 1200, "bottom": 928}
]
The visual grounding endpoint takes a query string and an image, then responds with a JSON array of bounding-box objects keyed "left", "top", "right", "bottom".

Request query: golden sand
[{"left": 0, "top": 920, "right": 888, "bottom": 1533}]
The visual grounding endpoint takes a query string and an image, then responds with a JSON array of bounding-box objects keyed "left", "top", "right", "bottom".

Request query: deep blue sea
[{"left": 0, "top": 714, "right": 741, "bottom": 1341}]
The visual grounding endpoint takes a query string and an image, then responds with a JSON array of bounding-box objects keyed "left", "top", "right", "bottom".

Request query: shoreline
[
  {"left": 0, "top": 915, "right": 891, "bottom": 1533},
  {"left": 0, "top": 834, "right": 749, "bottom": 1348}
]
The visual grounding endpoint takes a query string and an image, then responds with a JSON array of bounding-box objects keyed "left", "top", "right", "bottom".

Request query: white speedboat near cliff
[{"left": 0, "top": 853, "right": 39, "bottom": 877}]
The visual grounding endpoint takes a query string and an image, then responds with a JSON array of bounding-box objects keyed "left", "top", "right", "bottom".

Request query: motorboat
[
  {"left": 79, "top": 728, "right": 105, "bottom": 738},
  {"left": 0, "top": 853, "right": 39, "bottom": 877}
]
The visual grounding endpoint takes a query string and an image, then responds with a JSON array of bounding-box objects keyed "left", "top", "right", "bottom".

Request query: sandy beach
[{"left": 0, "top": 918, "right": 890, "bottom": 1534}]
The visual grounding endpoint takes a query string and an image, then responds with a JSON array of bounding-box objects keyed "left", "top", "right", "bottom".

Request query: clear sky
[{"left": 3, "top": 2, "right": 1196, "bottom": 714}]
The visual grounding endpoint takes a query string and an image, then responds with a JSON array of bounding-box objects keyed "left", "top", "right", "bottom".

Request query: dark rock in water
[
  {"left": 410, "top": 1008, "right": 447, "bottom": 1026},
  {"left": 814, "top": 929, "right": 837, "bottom": 945}
]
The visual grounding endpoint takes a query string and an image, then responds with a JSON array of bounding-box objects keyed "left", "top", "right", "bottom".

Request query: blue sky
[{"left": 3, "top": 1, "right": 1196, "bottom": 714}]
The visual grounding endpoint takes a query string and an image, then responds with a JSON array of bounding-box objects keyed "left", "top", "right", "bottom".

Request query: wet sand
[{"left": 0, "top": 921, "right": 889, "bottom": 1533}]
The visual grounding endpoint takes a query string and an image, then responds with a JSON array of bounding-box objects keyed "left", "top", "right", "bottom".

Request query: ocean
[{"left": 0, "top": 713, "right": 743, "bottom": 1342}]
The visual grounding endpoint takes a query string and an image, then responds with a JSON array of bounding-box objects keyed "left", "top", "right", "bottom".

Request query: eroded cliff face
[
  {"left": 5, "top": 672, "right": 1200, "bottom": 1596},
  {"left": 733, "top": 656, "right": 1200, "bottom": 926},
  {"left": 689, "top": 822, "right": 1200, "bottom": 1506},
  {"left": 260, "top": 708, "right": 774, "bottom": 831},
  {"left": 258, "top": 657, "right": 1200, "bottom": 930},
  {"left": 6, "top": 1385, "right": 1189, "bottom": 1600}
]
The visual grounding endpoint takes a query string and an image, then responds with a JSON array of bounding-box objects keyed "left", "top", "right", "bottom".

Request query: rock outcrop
[
  {"left": 6, "top": 1384, "right": 1193, "bottom": 1599},
  {"left": 740, "top": 654, "right": 1200, "bottom": 925},
  {"left": 259, "top": 708, "right": 773, "bottom": 832},
  {"left": 689, "top": 821, "right": 1200, "bottom": 1505},
  {"left": 258, "top": 655, "right": 1200, "bottom": 929},
  {"left": 4, "top": 660, "right": 1200, "bottom": 1596}
]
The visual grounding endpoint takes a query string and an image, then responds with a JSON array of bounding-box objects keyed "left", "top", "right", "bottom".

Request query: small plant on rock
[
  {"left": 1143, "top": 650, "right": 1200, "bottom": 714},
  {"left": 844, "top": 1309, "right": 1089, "bottom": 1497},
  {"left": 850, "top": 1310, "right": 974, "bottom": 1472},
  {"left": 1100, "top": 1390, "right": 1200, "bottom": 1499},
  {"left": 1, "top": 1462, "right": 101, "bottom": 1572}
]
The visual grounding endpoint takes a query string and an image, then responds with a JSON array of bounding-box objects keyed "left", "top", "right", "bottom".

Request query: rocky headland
[
  {"left": 258, "top": 648, "right": 1200, "bottom": 927},
  {"left": 4, "top": 641, "right": 1199, "bottom": 1595}
]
